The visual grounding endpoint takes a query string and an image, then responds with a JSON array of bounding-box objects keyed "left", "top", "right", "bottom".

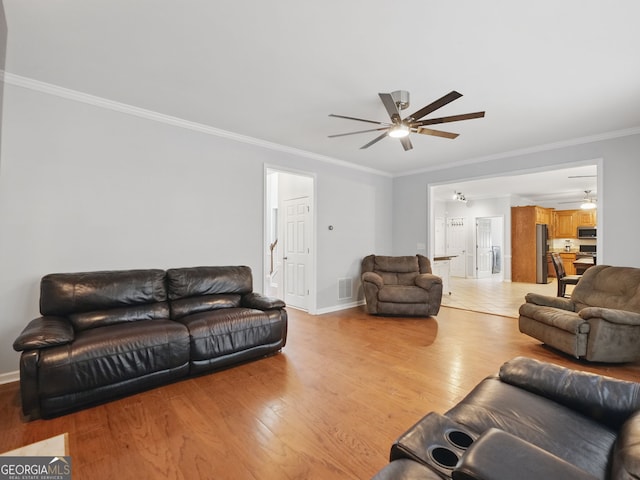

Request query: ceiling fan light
[
  {"left": 580, "top": 200, "right": 596, "bottom": 210},
  {"left": 389, "top": 124, "right": 410, "bottom": 138}
]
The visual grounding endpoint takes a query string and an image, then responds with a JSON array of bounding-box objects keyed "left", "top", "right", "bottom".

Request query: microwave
[{"left": 577, "top": 226, "right": 597, "bottom": 239}]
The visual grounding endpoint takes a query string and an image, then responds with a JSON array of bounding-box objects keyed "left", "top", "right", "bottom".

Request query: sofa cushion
[
  {"left": 40, "top": 269, "right": 167, "bottom": 316},
  {"left": 519, "top": 303, "right": 590, "bottom": 334},
  {"left": 69, "top": 302, "right": 170, "bottom": 332},
  {"left": 379, "top": 285, "right": 429, "bottom": 303},
  {"left": 37, "top": 320, "right": 190, "bottom": 397},
  {"left": 166, "top": 266, "right": 252, "bottom": 300},
  {"left": 179, "top": 307, "right": 284, "bottom": 360},
  {"left": 572, "top": 265, "right": 640, "bottom": 313},
  {"left": 445, "top": 376, "right": 616, "bottom": 479},
  {"left": 170, "top": 294, "right": 242, "bottom": 320},
  {"left": 374, "top": 255, "right": 420, "bottom": 273}
]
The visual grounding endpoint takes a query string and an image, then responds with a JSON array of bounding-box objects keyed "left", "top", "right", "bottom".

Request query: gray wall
[
  {"left": 0, "top": 83, "right": 393, "bottom": 376},
  {"left": 393, "top": 134, "right": 640, "bottom": 269}
]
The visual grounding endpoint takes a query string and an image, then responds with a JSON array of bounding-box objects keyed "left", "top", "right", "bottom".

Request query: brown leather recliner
[{"left": 361, "top": 254, "right": 443, "bottom": 317}]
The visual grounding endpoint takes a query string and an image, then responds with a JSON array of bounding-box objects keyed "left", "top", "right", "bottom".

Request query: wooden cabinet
[
  {"left": 554, "top": 210, "right": 576, "bottom": 238},
  {"left": 554, "top": 209, "right": 597, "bottom": 238},
  {"left": 511, "top": 206, "right": 552, "bottom": 283},
  {"left": 559, "top": 252, "right": 577, "bottom": 276},
  {"left": 575, "top": 209, "right": 596, "bottom": 227}
]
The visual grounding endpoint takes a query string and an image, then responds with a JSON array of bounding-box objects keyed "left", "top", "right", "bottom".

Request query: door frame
[{"left": 264, "top": 165, "right": 317, "bottom": 314}]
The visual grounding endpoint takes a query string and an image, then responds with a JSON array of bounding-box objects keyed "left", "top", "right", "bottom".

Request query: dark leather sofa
[
  {"left": 12, "top": 266, "right": 287, "bottom": 419},
  {"left": 371, "top": 357, "right": 640, "bottom": 479}
]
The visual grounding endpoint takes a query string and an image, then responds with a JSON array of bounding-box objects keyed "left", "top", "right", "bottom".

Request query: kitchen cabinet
[
  {"left": 554, "top": 210, "right": 576, "bottom": 238},
  {"left": 575, "top": 209, "right": 596, "bottom": 227},
  {"left": 554, "top": 209, "right": 597, "bottom": 238},
  {"left": 511, "top": 206, "right": 552, "bottom": 283},
  {"left": 559, "top": 252, "right": 577, "bottom": 276}
]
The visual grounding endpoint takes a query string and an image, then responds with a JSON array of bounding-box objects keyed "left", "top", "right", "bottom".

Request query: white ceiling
[{"left": 1, "top": 1, "right": 638, "bottom": 201}]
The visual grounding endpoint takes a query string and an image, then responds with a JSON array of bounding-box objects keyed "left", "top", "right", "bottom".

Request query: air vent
[{"left": 338, "top": 278, "right": 353, "bottom": 300}]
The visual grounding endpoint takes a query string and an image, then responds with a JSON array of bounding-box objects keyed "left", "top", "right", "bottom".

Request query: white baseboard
[
  {"left": 315, "top": 300, "right": 365, "bottom": 315},
  {"left": 0, "top": 370, "right": 19, "bottom": 385}
]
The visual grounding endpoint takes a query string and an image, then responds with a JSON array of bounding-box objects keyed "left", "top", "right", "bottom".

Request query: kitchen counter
[
  {"left": 573, "top": 257, "right": 595, "bottom": 275},
  {"left": 432, "top": 256, "right": 456, "bottom": 295},
  {"left": 434, "top": 255, "right": 457, "bottom": 261}
]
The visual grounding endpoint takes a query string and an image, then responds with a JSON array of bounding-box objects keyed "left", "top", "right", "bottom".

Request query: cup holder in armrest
[
  {"left": 428, "top": 446, "right": 459, "bottom": 469},
  {"left": 390, "top": 412, "right": 479, "bottom": 478},
  {"left": 446, "top": 429, "right": 474, "bottom": 450}
]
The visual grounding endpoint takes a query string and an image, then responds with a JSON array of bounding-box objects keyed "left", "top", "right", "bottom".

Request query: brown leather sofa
[
  {"left": 361, "top": 254, "right": 443, "bottom": 316},
  {"left": 371, "top": 357, "right": 640, "bottom": 479},
  {"left": 519, "top": 265, "right": 640, "bottom": 362},
  {"left": 13, "top": 266, "right": 287, "bottom": 419}
]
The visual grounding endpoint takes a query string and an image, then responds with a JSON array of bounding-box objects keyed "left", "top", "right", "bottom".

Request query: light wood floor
[
  {"left": 2, "top": 305, "right": 640, "bottom": 480},
  {"left": 441, "top": 275, "right": 561, "bottom": 318}
]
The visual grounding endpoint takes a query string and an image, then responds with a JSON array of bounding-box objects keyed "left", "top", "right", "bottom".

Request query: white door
[
  {"left": 476, "top": 218, "right": 493, "bottom": 278},
  {"left": 283, "top": 197, "right": 310, "bottom": 310},
  {"left": 446, "top": 217, "right": 466, "bottom": 277}
]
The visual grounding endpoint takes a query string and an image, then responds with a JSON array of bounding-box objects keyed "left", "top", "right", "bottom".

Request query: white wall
[
  {"left": 394, "top": 134, "right": 640, "bottom": 271},
  {"left": 439, "top": 197, "right": 511, "bottom": 279},
  {"left": 0, "top": 83, "right": 393, "bottom": 376}
]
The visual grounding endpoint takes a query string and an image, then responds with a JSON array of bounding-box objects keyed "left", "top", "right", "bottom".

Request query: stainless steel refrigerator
[{"left": 536, "top": 224, "right": 549, "bottom": 284}]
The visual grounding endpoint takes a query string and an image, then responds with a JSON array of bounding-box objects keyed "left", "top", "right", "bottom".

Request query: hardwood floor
[{"left": 2, "top": 306, "right": 640, "bottom": 479}]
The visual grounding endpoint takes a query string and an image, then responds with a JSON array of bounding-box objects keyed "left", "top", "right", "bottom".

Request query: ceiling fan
[
  {"left": 560, "top": 190, "right": 597, "bottom": 209},
  {"left": 328, "top": 90, "right": 485, "bottom": 151}
]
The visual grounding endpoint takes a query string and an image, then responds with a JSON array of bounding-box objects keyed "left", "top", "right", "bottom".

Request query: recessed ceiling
[{"left": 2, "top": 1, "right": 640, "bottom": 176}]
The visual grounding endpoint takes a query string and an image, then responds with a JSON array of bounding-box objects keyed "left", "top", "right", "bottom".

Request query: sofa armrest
[
  {"left": 362, "top": 271, "right": 383, "bottom": 288},
  {"left": 611, "top": 411, "right": 640, "bottom": 479},
  {"left": 579, "top": 306, "right": 640, "bottom": 326},
  {"left": 499, "top": 357, "right": 640, "bottom": 429},
  {"left": 241, "top": 292, "right": 285, "bottom": 311},
  {"left": 414, "top": 273, "right": 442, "bottom": 290},
  {"left": 524, "top": 292, "right": 575, "bottom": 311},
  {"left": 13, "top": 316, "right": 75, "bottom": 351},
  {"left": 452, "top": 428, "right": 598, "bottom": 480}
]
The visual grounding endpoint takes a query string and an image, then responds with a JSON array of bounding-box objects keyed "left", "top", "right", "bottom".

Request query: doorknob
[{"left": 283, "top": 256, "right": 288, "bottom": 260}]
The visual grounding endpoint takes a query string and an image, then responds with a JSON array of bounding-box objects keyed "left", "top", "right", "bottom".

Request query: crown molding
[
  {"left": 2, "top": 72, "right": 391, "bottom": 178},
  {"left": 397, "top": 125, "right": 640, "bottom": 178}
]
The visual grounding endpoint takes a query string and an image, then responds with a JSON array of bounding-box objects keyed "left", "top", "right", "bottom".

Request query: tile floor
[{"left": 441, "top": 275, "right": 569, "bottom": 318}]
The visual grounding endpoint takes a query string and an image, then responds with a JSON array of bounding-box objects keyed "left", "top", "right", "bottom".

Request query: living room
[{"left": 1, "top": 2, "right": 640, "bottom": 479}]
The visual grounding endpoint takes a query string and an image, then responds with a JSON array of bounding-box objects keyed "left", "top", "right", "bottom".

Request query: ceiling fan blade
[
  {"left": 328, "top": 127, "right": 389, "bottom": 138},
  {"left": 329, "top": 114, "right": 389, "bottom": 126},
  {"left": 405, "top": 91, "right": 463, "bottom": 122},
  {"left": 413, "top": 111, "right": 485, "bottom": 127},
  {"left": 378, "top": 93, "right": 401, "bottom": 123},
  {"left": 399, "top": 136, "right": 413, "bottom": 151},
  {"left": 416, "top": 127, "right": 459, "bottom": 139},
  {"left": 360, "top": 132, "right": 388, "bottom": 149}
]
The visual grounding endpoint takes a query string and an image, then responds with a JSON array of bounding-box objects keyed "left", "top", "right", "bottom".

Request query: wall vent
[{"left": 338, "top": 277, "right": 353, "bottom": 300}]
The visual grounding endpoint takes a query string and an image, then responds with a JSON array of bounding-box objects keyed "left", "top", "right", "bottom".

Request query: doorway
[{"left": 264, "top": 167, "right": 315, "bottom": 312}]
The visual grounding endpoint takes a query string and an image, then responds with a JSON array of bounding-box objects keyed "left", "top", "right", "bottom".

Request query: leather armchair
[
  {"left": 372, "top": 357, "right": 640, "bottom": 479},
  {"left": 519, "top": 265, "right": 640, "bottom": 362},
  {"left": 361, "top": 254, "right": 443, "bottom": 317}
]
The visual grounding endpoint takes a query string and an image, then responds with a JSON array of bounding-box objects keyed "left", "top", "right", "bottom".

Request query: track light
[{"left": 452, "top": 191, "right": 467, "bottom": 203}]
